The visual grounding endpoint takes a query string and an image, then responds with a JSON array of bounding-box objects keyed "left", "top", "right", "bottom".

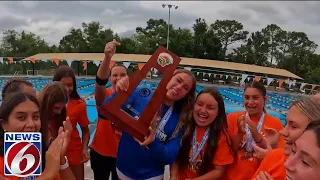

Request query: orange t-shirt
[
  {"left": 178, "top": 126, "right": 234, "bottom": 180},
  {"left": 0, "top": 156, "right": 19, "bottom": 180},
  {"left": 222, "top": 111, "right": 284, "bottom": 180},
  {"left": 90, "top": 88, "right": 122, "bottom": 157},
  {"left": 0, "top": 156, "right": 60, "bottom": 180},
  {"left": 66, "top": 98, "right": 90, "bottom": 165},
  {"left": 251, "top": 148, "right": 287, "bottom": 180}
]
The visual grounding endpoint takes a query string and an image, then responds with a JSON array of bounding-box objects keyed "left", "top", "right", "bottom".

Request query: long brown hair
[
  {"left": 0, "top": 92, "right": 48, "bottom": 171},
  {"left": 176, "top": 87, "right": 233, "bottom": 175},
  {"left": 151, "top": 69, "right": 197, "bottom": 140},
  {"left": 37, "top": 82, "right": 68, "bottom": 144},
  {"left": 0, "top": 93, "right": 41, "bottom": 155},
  {"left": 53, "top": 65, "right": 81, "bottom": 100}
]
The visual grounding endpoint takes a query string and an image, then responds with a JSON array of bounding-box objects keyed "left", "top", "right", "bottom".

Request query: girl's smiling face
[
  {"left": 280, "top": 105, "right": 309, "bottom": 156},
  {"left": 2, "top": 99, "right": 40, "bottom": 132},
  {"left": 285, "top": 130, "right": 320, "bottom": 180},
  {"left": 193, "top": 92, "right": 219, "bottom": 128}
]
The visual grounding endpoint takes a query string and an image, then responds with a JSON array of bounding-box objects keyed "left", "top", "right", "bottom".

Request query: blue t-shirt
[{"left": 99, "top": 86, "right": 184, "bottom": 180}]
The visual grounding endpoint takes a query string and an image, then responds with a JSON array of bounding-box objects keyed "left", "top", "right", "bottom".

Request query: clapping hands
[{"left": 41, "top": 117, "right": 73, "bottom": 179}]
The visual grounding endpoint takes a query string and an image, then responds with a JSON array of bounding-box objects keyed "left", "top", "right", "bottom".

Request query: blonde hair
[
  {"left": 151, "top": 69, "right": 197, "bottom": 140},
  {"left": 290, "top": 97, "right": 320, "bottom": 122}
]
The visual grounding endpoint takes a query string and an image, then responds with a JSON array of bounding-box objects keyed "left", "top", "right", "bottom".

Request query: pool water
[{"left": 0, "top": 77, "right": 300, "bottom": 144}]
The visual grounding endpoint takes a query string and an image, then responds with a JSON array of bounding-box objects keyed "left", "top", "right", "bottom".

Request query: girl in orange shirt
[
  {"left": 90, "top": 64, "right": 128, "bottom": 180},
  {"left": 0, "top": 92, "right": 74, "bottom": 180},
  {"left": 284, "top": 121, "right": 320, "bottom": 180},
  {"left": 170, "top": 87, "right": 234, "bottom": 180},
  {"left": 37, "top": 82, "right": 76, "bottom": 180},
  {"left": 252, "top": 97, "right": 320, "bottom": 180},
  {"left": 223, "top": 81, "right": 284, "bottom": 180},
  {"left": 37, "top": 82, "right": 69, "bottom": 146},
  {"left": 53, "top": 66, "right": 91, "bottom": 180}
]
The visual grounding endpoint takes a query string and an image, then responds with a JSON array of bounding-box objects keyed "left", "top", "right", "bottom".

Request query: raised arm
[{"left": 95, "top": 40, "right": 120, "bottom": 106}]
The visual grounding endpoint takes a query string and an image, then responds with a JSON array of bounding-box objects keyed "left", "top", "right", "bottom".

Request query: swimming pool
[{"left": 0, "top": 77, "right": 300, "bottom": 143}]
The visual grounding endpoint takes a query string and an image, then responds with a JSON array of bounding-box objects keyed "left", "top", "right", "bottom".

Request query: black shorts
[{"left": 90, "top": 149, "right": 118, "bottom": 180}]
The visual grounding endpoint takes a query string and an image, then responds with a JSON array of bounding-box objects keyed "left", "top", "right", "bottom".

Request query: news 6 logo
[{"left": 4, "top": 132, "right": 42, "bottom": 177}]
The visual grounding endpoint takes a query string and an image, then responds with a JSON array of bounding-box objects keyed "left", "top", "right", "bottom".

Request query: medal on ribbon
[
  {"left": 241, "top": 113, "right": 265, "bottom": 160},
  {"left": 189, "top": 128, "right": 210, "bottom": 172}
]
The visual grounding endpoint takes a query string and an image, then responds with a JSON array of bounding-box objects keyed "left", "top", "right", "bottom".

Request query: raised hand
[
  {"left": 237, "top": 114, "right": 246, "bottom": 134},
  {"left": 264, "top": 127, "right": 280, "bottom": 149},
  {"left": 115, "top": 76, "right": 129, "bottom": 92},
  {"left": 60, "top": 117, "right": 72, "bottom": 159},
  {"left": 134, "top": 126, "right": 156, "bottom": 147},
  {"left": 104, "top": 39, "right": 121, "bottom": 59},
  {"left": 42, "top": 130, "right": 65, "bottom": 179},
  {"left": 252, "top": 137, "right": 272, "bottom": 159},
  {"left": 246, "top": 116, "right": 258, "bottom": 131}
]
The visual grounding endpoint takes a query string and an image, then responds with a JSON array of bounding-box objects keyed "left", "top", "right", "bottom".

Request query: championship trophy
[{"left": 98, "top": 46, "right": 181, "bottom": 142}]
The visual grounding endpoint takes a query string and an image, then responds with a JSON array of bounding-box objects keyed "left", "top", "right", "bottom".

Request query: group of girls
[
  {"left": 0, "top": 65, "right": 91, "bottom": 180},
  {"left": 0, "top": 39, "right": 319, "bottom": 180},
  {"left": 92, "top": 40, "right": 320, "bottom": 180}
]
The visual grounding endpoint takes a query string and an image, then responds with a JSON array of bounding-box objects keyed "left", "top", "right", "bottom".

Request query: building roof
[{"left": 24, "top": 53, "right": 303, "bottom": 79}]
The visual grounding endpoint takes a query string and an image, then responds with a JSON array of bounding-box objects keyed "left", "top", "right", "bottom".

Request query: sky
[{"left": 1, "top": 1, "right": 320, "bottom": 53}]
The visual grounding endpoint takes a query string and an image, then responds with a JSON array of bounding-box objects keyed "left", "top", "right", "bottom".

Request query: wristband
[
  {"left": 60, "top": 156, "right": 69, "bottom": 170},
  {"left": 96, "top": 75, "right": 108, "bottom": 86}
]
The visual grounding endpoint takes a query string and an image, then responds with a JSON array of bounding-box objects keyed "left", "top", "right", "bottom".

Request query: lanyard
[
  {"left": 190, "top": 128, "right": 210, "bottom": 163},
  {"left": 157, "top": 106, "right": 173, "bottom": 131},
  {"left": 245, "top": 112, "right": 265, "bottom": 152},
  {"left": 155, "top": 106, "right": 173, "bottom": 140}
]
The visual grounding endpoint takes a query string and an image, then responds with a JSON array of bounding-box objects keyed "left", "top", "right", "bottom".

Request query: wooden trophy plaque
[{"left": 99, "top": 46, "right": 181, "bottom": 142}]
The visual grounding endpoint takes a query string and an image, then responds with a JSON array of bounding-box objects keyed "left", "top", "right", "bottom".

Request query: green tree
[
  {"left": 1, "top": 18, "right": 320, "bottom": 82},
  {"left": 135, "top": 19, "right": 169, "bottom": 54},
  {"left": 192, "top": 18, "right": 223, "bottom": 60},
  {"left": 210, "top": 20, "right": 249, "bottom": 59},
  {"left": 168, "top": 28, "right": 193, "bottom": 57},
  {"left": 227, "top": 31, "right": 268, "bottom": 66},
  {"left": 82, "top": 21, "right": 116, "bottom": 52},
  {"left": 277, "top": 31, "right": 318, "bottom": 76},
  {"left": 303, "top": 53, "right": 320, "bottom": 83},
  {"left": 261, "top": 24, "right": 283, "bottom": 65},
  {"left": 227, "top": 44, "right": 253, "bottom": 64},
  {"left": 0, "top": 30, "right": 51, "bottom": 57},
  {"left": 59, "top": 27, "right": 88, "bottom": 52},
  {"left": 247, "top": 31, "right": 269, "bottom": 66},
  {"left": 117, "top": 37, "right": 137, "bottom": 54}
]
